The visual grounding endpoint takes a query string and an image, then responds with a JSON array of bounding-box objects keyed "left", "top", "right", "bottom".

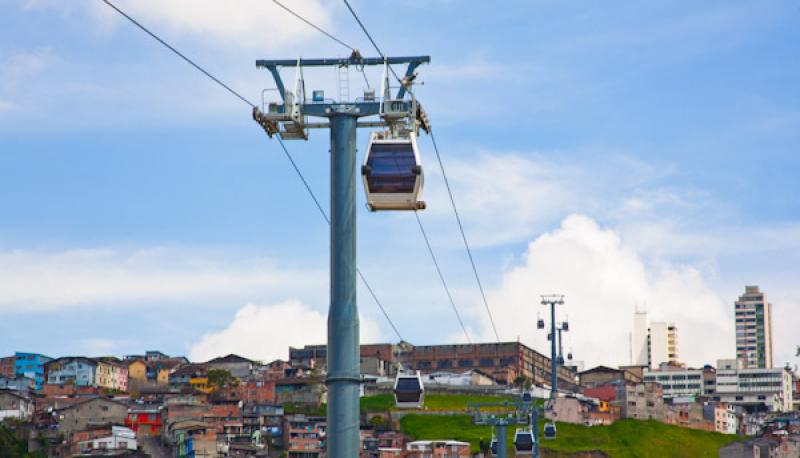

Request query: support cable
[
  {"left": 340, "top": 0, "right": 501, "bottom": 341},
  {"left": 101, "top": 0, "right": 255, "bottom": 108},
  {"left": 342, "top": 0, "right": 403, "bottom": 84},
  {"left": 430, "top": 130, "right": 501, "bottom": 342},
  {"left": 415, "top": 211, "right": 472, "bottom": 343},
  {"left": 100, "top": 0, "right": 404, "bottom": 342},
  {"left": 272, "top": 0, "right": 355, "bottom": 52}
]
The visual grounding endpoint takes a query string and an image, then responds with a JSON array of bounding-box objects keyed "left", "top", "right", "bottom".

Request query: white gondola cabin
[
  {"left": 490, "top": 435, "right": 498, "bottom": 456},
  {"left": 513, "top": 428, "right": 535, "bottom": 455},
  {"left": 543, "top": 422, "right": 557, "bottom": 439},
  {"left": 394, "top": 371, "right": 424, "bottom": 408},
  {"left": 361, "top": 131, "right": 425, "bottom": 211}
]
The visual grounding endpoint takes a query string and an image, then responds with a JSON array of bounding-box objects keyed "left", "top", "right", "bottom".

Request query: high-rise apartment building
[
  {"left": 631, "top": 312, "right": 679, "bottom": 368},
  {"left": 735, "top": 285, "right": 773, "bottom": 369},
  {"left": 649, "top": 322, "right": 679, "bottom": 368}
]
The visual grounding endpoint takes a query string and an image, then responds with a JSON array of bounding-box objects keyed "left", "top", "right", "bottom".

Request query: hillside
[{"left": 399, "top": 415, "right": 742, "bottom": 457}]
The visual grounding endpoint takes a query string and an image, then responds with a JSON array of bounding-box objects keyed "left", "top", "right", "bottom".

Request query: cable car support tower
[{"left": 253, "top": 54, "right": 430, "bottom": 458}]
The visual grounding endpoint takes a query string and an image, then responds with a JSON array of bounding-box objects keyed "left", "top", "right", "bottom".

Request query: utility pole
[
  {"left": 254, "top": 55, "right": 430, "bottom": 458},
  {"left": 540, "top": 295, "right": 564, "bottom": 399}
]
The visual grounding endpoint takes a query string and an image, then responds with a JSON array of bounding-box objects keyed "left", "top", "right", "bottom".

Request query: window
[
  {"left": 479, "top": 358, "right": 494, "bottom": 367},
  {"left": 458, "top": 360, "right": 473, "bottom": 368},
  {"left": 436, "top": 360, "right": 452, "bottom": 369}
]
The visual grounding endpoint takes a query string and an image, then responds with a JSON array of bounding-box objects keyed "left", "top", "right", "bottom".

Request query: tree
[{"left": 207, "top": 369, "right": 236, "bottom": 390}]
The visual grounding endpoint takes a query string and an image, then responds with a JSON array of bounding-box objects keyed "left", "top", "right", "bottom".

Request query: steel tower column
[
  {"left": 550, "top": 301, "right": 557, "bottom": 398},
  {"left": 326, "top": 113, "right": 360, "bottom": 458},
  {"left": 497, "top": 423, "right": 508, "bottom": 458}
]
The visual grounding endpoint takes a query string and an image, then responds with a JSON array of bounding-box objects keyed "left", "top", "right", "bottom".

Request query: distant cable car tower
[{"left": 253, "top": 54, "right": 430, "bottom": 458}]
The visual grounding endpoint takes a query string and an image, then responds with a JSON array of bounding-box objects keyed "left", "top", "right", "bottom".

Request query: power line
[
  {"left": 272, "top": 0, "right": 355, "bottom": 51},
  {"left": 340, "top": 0, "right": 501, "bottom": 341},
  {"left": 415, "top": 211, "right": 472, "bottom": 343},
  {"left": 274, "top": 137, "right": 404, "bottom": 341},
  {"left": 100, "top": 0, "right": 404, "bottom": 342},
  {"left": 430, "top": 130, "right": 501, "bottom": 342},
  {"left": 101, "top": 0, "right": 255, "bottom": 108}
]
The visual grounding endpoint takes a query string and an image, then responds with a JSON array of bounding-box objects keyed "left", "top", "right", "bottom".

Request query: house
[
  {"left": 95, "top": 358, "right": 129, "bottom": 391},
  {"left": 424, "top": 369, "right": 498, "bottom": 387},
  {"left": 55, "top": 397, "right": 129, "bottom": 436},
  {"left": 283, "top": 414, "right": 326, "bottom": 458},
  {"left": 0, "top": 390, "right": 34, "bottom": 421},
  {"left": 45, "top": 357, "right": 98, "bottom": 387},
  {"left": 207, "top": 354, "right": 257, "bottom": 379},
  {"left": 579, "top": 365, "right": 642, "bottom": 388},
  {"left": 14, "top": 352, "right": 52, "bottom": 390},
  {"left": 125, "top": 404, "right": 164, "bottom": 435},
  {"left": 406, "top": 440, "right": 470, "bottom": 458},
  {"left": 241, "top": 403, "right": 284, "bottom": 437},
  {"left": 168, "top": 420, "right": 218, "bottom": 458},
  {"left": 0, "top": 356, "right": 15, "bottom": 378},
  {"left": 128, "top": 357, "right": 185, "bottom": 389},
  {"left": 170, "top": 364, "right": 212, "bottom": 393},
  {"left": 0, "top": 376, "right": 34, "bottom": 395},
  {"left": 213, "top": 380, "right": 276, "bottom": 405},
  {"left": 275, "top": 377, "right": 326, "bottom": 405},
  {"left": 715, "top": 403, "right": 739, "bottom": 434},
  {"left": 80, "top": 425, "right": 138, "bottom": 452}
]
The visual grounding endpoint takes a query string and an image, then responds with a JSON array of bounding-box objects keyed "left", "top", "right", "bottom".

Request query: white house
[
  {"left": 0, "top": 390, "right": 34, "bottom": 421},
  {"left": 85, "top": 426, "right": 137, "bottom": 451}
]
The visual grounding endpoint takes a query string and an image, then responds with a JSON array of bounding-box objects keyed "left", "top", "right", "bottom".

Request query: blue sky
[{"left": 1, "top": 0, "right": 799, "bottom": 368}]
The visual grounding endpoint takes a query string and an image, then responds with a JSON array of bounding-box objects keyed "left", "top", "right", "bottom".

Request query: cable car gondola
[
  {"left": 537, "top": 314, "right": 544, "bottom": 329},
  {"left": 490, "top": 434, "right": 498, "bottom": 457},
  {"left": 543, "top": 422, "right": 557, "bottom": 439},
  {"left": 562, "top": 321, "right": 569, "bottom": 332},
  {"left": 513, "top": 428, "right": 535, "bottom": 455},
  {"left": 393, "top": 370, "right": 424, "bottom": 408},
  {"left": 361, "top": 131, "right": 425, "bottom": 211}
]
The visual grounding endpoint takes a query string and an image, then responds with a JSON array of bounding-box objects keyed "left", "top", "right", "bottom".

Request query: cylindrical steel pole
[
  {"left": 550, "top": 302, "right": 557, "bottom": 398},
  {"left": 557, "top": 328, "right": 563, "bottom": 365},
  {"left": 497, "top": 423, "right": 508, "bottom": 458},
  {"left": 326, "top": 114, "right": 360, "bottom": 458},
  {"left": 532, "top": 404, "right": 540, "bottom": 458}
]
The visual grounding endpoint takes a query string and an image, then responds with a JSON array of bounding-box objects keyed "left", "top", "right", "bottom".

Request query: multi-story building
[
  {"left": 290, "top": 343, "right": 412, "bottom": 375},
  {"left": 643, "top": 368, "right": 705, "bottom": 399},
  {"left": 620, "top": 381, "right": 665, "bottom": 421},
  {"left": 45, "top": 357, "right": 98, "bottom": 387},
  {"left": 411, "top": 342, "right": 577, "bottom": 389},
  {"left": 125, "top": 404, "right": 164, "bottom": 436},
  {"left": 14, "top": 352, "right": 52, "bottom": 390},
  {"left": 0, "top": 390, "right": 34, "bottom": 421},
  {"left": 406, "top": 440, "right": 470, "bottom": 458},
  {"left": 630, "top": 312, "right": 679, "bottom": 368},
  {"left": 283, "top": 414, "right": 325, "bottom": 458},
  {"left": 714, "top": 403, "right": 738, "bottom": 434},
  {"left": 649, "top": 322, "right": 679, "bottom": 368},
  {"left": 95, "top": 358, "right": 128, "bottom": 391},
  {"left": 0, "top": 356, "right": 15, "bottom": 378},
  {"left": 714, "top": 359, "right": 792, "bottom": 412},
  {"left": 735, "top": 285, "right": 773, "bottom": 369}
]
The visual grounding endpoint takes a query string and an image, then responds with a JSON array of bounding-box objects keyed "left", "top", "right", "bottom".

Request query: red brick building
[{"left": 0, "top": 356, "right": 15, "bottom": 378}]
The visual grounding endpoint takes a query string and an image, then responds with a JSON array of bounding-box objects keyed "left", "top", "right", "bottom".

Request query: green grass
[
  {"left": 400, "top": 415, "right": 743, "bottom": 457},
  {"left": 360, "top": 393, "right": 514, "bottom": 413}
]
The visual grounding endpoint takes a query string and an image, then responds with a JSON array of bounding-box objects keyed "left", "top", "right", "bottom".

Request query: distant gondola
[
  {"left": 543, "top": 422, "right": 557, "bottom": 439},
  {"left": 394, "top": 370, "right": 424, "bottom": 408},
  {"left": 513, "top": 428, "right": 535, "bottom": 454}
]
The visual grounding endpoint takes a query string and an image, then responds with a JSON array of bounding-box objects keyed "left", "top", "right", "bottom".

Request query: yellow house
[
  {"left": 127, "top": 360, "right": 147, "bottom": 383},
  {"left": 190, "top": 376, "right": 212, "bottom": 394}
]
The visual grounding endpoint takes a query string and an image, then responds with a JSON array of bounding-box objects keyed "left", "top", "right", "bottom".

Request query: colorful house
[
  {"left": 95, "top": 358, "right": 128, "bottom": 392},
  {"left": 125, "top": 404, "right": 164, "bottom": 436},
  {"left": 45, "top": 357, "right": 98, "bottom": 387},
  {"left": 14, "top": 352, "right": 52, "bottom": 390}
]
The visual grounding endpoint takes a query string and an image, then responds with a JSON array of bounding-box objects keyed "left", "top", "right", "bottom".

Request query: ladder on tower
[{"left": 337, "top": 65, "right": 350, "bottom": 102}]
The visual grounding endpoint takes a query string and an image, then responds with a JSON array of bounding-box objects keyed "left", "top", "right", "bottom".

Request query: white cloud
[
  {"left": 189, "top": 299, "right": 382, "bottom": 362},
  {"left": 1, "top": 48, "right": 52, "bottom": 90},
  {"left": 478, "top": 214, "right": 732, "bottom": 368},
  {"left": 0, "top": 248, "right": 325, "bottom": 311},
  {"left": 24, "top": 0, "right": 335, "bottom": 51}
]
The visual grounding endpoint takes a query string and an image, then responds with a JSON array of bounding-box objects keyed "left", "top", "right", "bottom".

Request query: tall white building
[
  {"left": 735, "top": 285, "right": 773, "bottom": 369},
  {"left": 631, "top": 311, "right": 649, "bottom": 366},
  {"left": 715, "top": 359, "right": 792, "bottom": 412},
  {"left": 631, "top": 312, "right": 679, "bottom": 368}
]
